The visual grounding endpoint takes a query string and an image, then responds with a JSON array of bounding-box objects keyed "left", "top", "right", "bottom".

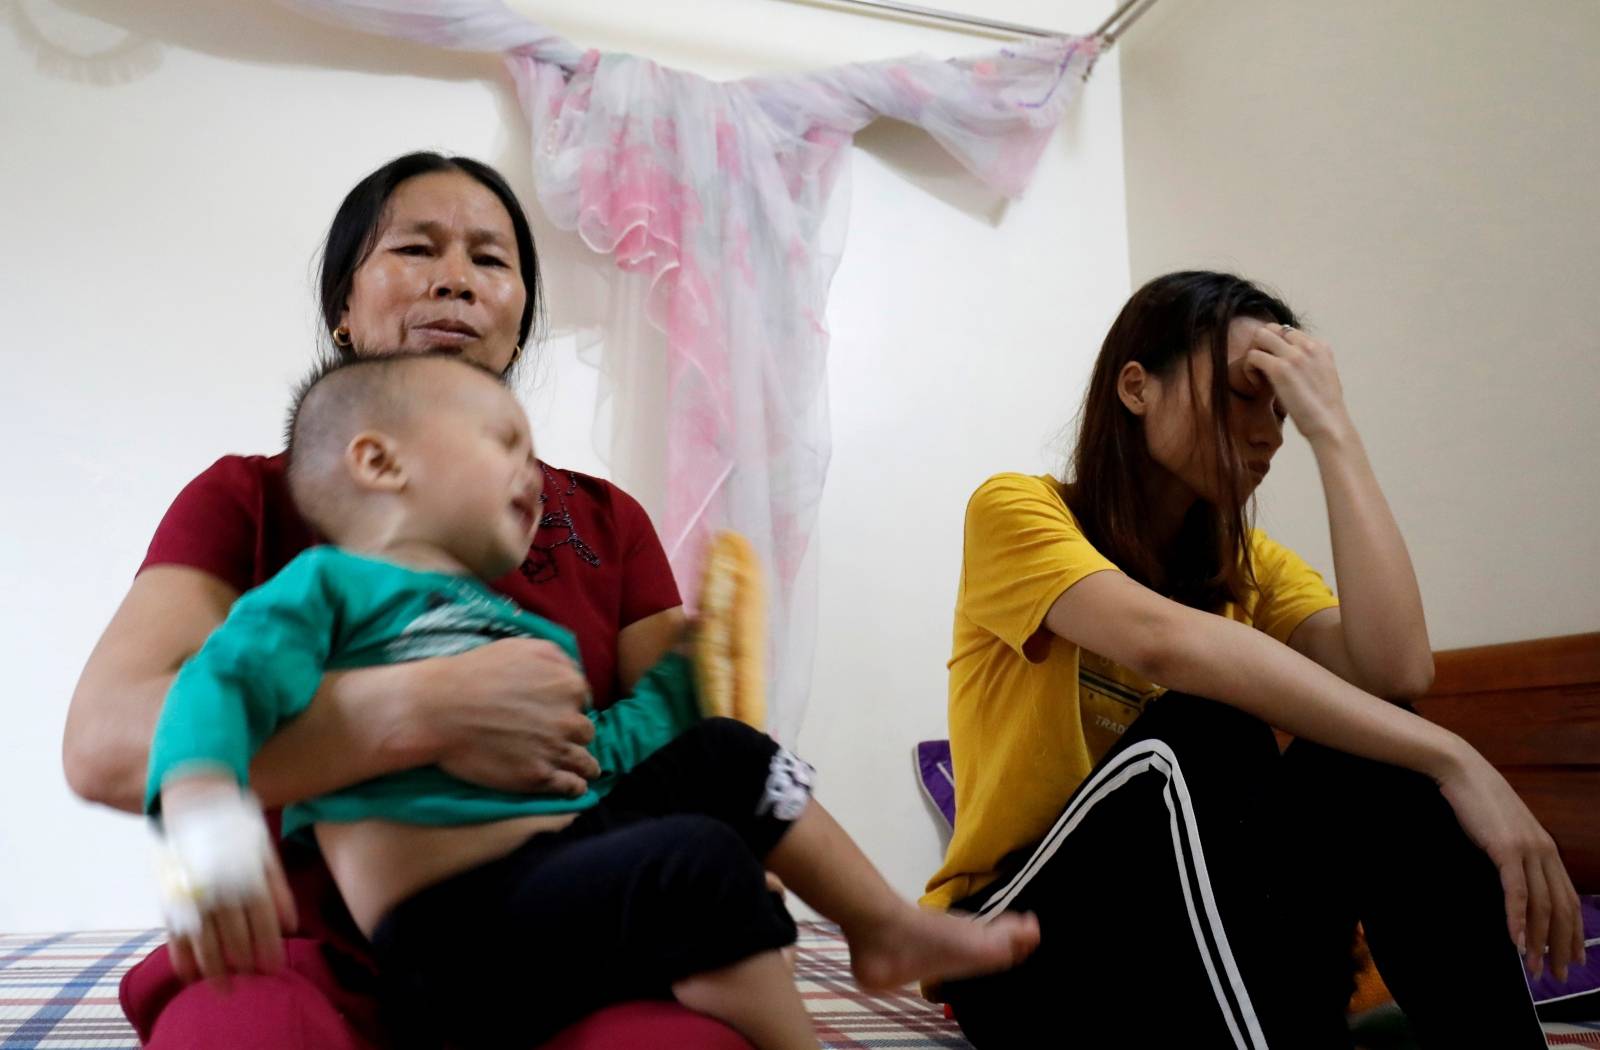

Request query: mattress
[{"left": 2, "top": 923, "right": 1593, "bottom": 1048}]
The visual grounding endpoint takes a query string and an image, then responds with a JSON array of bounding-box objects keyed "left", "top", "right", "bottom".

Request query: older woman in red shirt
[{"left": 63, "top": 152, "right": 748, "bottom": 1050}]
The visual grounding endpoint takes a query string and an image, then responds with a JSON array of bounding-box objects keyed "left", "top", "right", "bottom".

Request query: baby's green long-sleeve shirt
[{"left": 145, "top": 547, "right": 699, "bottom": 837}]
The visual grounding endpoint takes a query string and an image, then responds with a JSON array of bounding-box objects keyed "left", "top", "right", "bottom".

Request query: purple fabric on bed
[
  {"left": 1527, "top": 895, "right": 1600, "bottom": 1010},
  {"left": 916, "top": 740, "right": 956, "bottom": 829}
]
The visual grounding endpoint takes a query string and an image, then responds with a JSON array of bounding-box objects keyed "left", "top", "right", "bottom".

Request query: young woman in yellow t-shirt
[{"left": 926, "top": 271, "right": 1581, "bottom": 1048}]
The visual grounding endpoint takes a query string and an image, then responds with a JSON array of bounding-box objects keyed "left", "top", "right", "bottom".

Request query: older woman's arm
[
  {"left": 64, "top": 567, "right": 237, "bottom": 812},
  {"left": 616, "top": 606, "right": 688, "bottom": 692},
  {"left": 64, "top": 567, "right": 599, "bottom": 814}
]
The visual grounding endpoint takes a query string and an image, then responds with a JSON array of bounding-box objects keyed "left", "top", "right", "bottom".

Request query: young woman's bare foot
[{"left": 846, "top": 907, "right": 1039, "bottom": 991}]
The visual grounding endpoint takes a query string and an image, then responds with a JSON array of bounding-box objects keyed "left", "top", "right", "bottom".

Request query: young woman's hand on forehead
[{"left": 1233, "top": 323, "right": 1353, "bottom": 444}]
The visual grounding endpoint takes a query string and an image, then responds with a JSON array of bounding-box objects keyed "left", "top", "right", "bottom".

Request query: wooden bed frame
[{"left": 1414, "top": 631, "right": 1600, "bottom": 892}]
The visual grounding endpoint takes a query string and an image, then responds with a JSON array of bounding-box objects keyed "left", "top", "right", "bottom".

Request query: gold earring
[
  {"left": 333, "top": 326, "right": 353, "bottom": 348},
  {"left": 510, "top": 344, "right": 523, "bottom": 365}
]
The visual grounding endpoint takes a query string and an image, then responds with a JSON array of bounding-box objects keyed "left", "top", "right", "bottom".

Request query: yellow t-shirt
[{"left": 921, "top": 472, "right": 1340, "bottom": 911}]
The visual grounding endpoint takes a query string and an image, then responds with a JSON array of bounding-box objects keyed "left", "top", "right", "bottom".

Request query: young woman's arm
[
  {"left": 1245, "top": 325, "right": 1434, "bottom": 698},
  {"left": 1044, "top": 569, "right": 1584, "bottom": 980},
  {"left": 1049, "top": 571, "right": 1438, "bottom": 769},
  {"left": 64, "top": 567, "right": 599, "bottom": 814}
]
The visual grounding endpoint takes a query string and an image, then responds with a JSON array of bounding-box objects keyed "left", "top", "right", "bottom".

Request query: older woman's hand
[{"left": 417, "top": 638, "right": 601, "bottom": 797}]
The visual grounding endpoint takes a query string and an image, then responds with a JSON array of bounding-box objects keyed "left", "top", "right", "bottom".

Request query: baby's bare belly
[{"left": 315, "top": 812, "right": 580, "bottom": 936}]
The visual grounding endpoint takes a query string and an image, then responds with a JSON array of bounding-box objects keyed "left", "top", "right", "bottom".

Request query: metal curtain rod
[
  {"left": 1096, "top": 0, "right": 1159, "bottom": 44},
  {"left": 783, "top": 0, "right": 1158, "bottom": 43}
]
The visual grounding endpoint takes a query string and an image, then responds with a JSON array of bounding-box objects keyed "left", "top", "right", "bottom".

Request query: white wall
[
  {"left": 0, "top": 0, "right": 1127, "bottom": 931},
  {"left": 1119, "top": 0, "right": 1600, "bottom": 649}
]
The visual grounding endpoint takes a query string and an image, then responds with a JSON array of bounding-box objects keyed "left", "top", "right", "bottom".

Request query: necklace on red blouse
[{"left": 519, "top": 464, "right": 601, "bottom": 584}]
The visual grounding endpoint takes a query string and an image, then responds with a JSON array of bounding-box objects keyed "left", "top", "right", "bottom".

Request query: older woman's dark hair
[
  {"left": 316, "top": 152, "right": 544, "bottom": 371},
  {"left": 1064, "top": 271, "right": 1298, "bottom": 612}
]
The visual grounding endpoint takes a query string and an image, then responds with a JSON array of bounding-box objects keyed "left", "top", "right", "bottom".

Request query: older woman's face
[{"left": 341, "top": 171, "right": 526, "bottom": 373}]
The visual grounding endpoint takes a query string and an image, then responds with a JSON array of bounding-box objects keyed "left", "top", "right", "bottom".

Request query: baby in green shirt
[{"left": 148, "top": 353, "right": 1037, "bottom": 1050}]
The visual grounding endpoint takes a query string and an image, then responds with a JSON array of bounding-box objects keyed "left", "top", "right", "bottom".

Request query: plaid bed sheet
[
  {"left": 792, "top": 922, "right": 971, "bottom": 1048},
  {"left": 0, "top": 924, "right": 963, "bottom": 1050},
  {"left": 2, "top": 923, "right": 1593, "bottom": 1049},
  {"left": 0, "top": 930, "right": 162, "bottom": 1049}
]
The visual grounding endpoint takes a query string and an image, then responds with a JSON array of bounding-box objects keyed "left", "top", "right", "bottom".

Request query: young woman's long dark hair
[{"left": 1064, "top": 271, "right": 1297, "bottom": 612}]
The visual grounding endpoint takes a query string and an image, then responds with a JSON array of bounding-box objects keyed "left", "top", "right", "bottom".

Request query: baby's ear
[{"left": 346, "top": 431, "right": 406, "bottom": 492}]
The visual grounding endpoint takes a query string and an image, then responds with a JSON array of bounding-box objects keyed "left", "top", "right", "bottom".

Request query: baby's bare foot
[{"left": 848, "top": 908, "right": 1039, "bottom": 992}]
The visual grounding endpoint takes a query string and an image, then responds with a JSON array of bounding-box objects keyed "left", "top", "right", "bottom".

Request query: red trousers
[{"left": 121, "top": 937, "right": 753, "bottom": 1049}]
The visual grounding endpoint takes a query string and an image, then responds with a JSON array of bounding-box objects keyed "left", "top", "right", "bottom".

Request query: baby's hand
[{"left": 155, "top": 772, "right": 298, "bottom": 987}]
